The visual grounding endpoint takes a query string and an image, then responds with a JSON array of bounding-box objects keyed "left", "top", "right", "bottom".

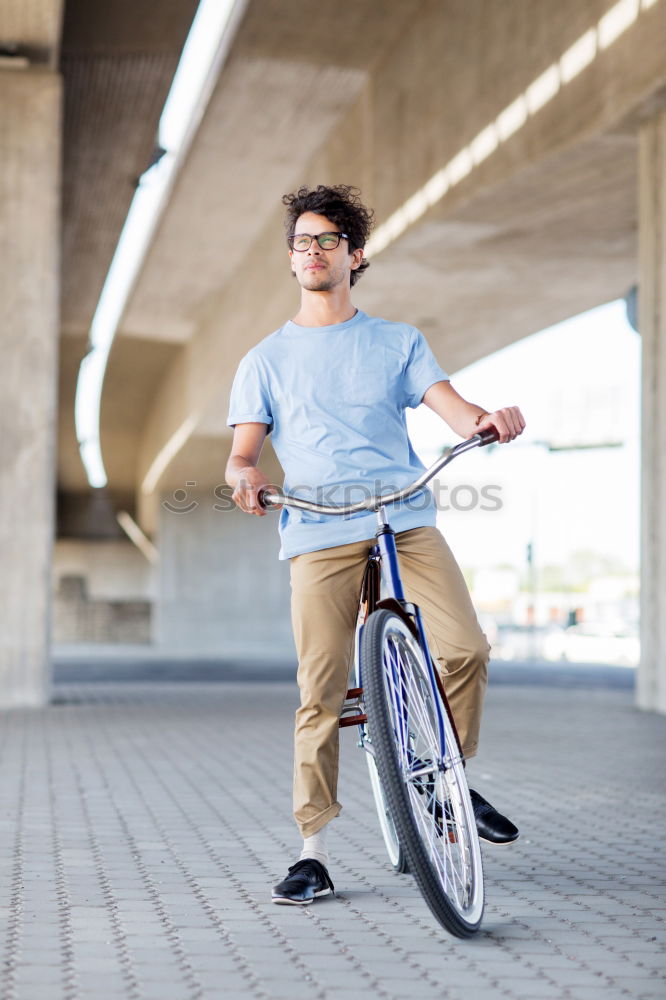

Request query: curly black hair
[{"left": 282, "top": 184, "right": 374, "bottom": 287}]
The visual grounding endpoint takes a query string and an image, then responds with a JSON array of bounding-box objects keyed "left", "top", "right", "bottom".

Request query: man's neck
[{"left": 292, "top": 289, "right": 357, "bottom": 328}]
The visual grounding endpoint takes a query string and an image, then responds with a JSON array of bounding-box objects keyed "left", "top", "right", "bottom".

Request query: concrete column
[
  {"left": 637, "top": 108, "right": 666, "bottom": 714},
  {"left": 0, "top": 70, "right": 61, "bottom": 706},
  {"left": 155, "top": 487, "right": 295, "bottom": 661}
]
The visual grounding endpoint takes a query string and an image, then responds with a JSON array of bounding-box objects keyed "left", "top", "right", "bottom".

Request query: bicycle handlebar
[{"left": 257, "top": 427, "right": 499, "bottom": 516}]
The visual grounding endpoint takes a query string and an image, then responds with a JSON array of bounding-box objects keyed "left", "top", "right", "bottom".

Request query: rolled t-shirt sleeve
[
  {"left": 401, "top": 328, "right": 449, "bottom": 408},
  {"left": 227, "top": 351, "right": 273, "bottom": 430}
]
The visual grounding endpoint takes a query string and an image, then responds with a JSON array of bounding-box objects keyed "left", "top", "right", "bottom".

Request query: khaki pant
[{"left": 289, "top": 525, "right": 490, "bottom": 837}]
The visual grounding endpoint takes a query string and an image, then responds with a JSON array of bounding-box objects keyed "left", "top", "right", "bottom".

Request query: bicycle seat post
[{"left": 375, "top": 505, "right": 389, "bottom": 531}]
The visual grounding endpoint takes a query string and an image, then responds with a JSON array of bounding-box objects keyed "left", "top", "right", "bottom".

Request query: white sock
[{"left": 299, "top": 826, "right": 329, "bottom": 867}]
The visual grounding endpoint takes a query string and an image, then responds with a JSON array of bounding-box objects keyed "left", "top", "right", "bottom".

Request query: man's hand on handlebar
[
  {"left": 474, "top": 406, "right": 525, "bottom": 444},
  {"left": 231, "top": 466, "right": 280, "bottom": 516}
]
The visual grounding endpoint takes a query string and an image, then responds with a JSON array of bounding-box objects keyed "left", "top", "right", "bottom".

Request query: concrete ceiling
[
  {"left": 60, "top": 0, "right": 199, "bottom": 339},
  {"left": 54, "top": 0, "right": 666, "bottom": 519},
  {"left": 57, "top": 0, "right": 199, "bottom": 505},
  {"left": 354, "top": 130, "right": 638, "bottom": 369}
]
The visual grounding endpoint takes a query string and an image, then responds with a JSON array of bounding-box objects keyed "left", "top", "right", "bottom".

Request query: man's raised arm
[{"left": 422, "top": 381, "right": 525, "bottom": 443}]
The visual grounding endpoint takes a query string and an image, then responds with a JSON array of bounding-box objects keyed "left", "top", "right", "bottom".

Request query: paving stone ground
[{"left": 0, "top": 672, "right": 664, "bottom": 1000}]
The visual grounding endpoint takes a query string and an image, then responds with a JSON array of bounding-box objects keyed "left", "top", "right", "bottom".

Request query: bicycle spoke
[{"left": 406, "top": 767, "right": 471, "bottom": 907}]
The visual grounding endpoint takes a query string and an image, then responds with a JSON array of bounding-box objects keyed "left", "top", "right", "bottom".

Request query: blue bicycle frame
[{"left": 358, "top": 508, "right": 449, "bottom": 764}]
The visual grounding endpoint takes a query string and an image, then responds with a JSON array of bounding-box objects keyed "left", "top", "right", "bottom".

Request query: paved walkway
[{"left": 0, "top": 673, "right": 664, "bottom": 1000}]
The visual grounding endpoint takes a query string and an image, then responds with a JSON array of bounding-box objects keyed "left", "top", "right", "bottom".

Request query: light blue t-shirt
[{"left": 227, "top": 310, "right": 449, "bottom": 559}]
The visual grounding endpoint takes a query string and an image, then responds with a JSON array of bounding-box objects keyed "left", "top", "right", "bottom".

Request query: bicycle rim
[
  {"left": 357, "top": 632, "right": 408, "bottom": 873},
  {"left": 362, "top": 609, "right": 484, "bottom": 936},
  {"left": 364, "top": 751, "right": 409, "bottom": 873}
]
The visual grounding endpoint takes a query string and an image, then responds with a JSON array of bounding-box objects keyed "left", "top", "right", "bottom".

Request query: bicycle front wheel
[{"left": 362, "top": 609, "right": 484, "bottom": 937}]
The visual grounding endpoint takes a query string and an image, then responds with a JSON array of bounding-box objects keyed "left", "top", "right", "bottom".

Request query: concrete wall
[
  {"left": 155, "top": 487, "right": 295, "bottom": 659},
  {"left": 0, "top": 69, "right": 61, "bottom": 706},
  {"left": 638, "top": 106, "right": 666, "bottom": 713},
  {"left": 52, "top": 540, "right": 153, "bottom": 644},
  {"left": 54, "top": 539, "right": 155, "bottom": 601}
]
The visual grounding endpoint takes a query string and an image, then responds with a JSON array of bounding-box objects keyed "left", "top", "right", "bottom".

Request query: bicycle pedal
[
  {"left": 339, "top": 712, "right": 367, "bottom": 728},
  {"left": 339, "top": 688, "right": 366, "bottom": 728}
]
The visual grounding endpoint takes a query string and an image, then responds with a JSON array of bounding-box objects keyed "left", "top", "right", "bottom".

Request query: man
[{"left": 226, "top": 184, "right": 525, "bottom": 906}]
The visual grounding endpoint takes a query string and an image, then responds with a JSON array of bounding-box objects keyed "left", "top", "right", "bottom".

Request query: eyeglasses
[{"left": 288, "top": 231, "right": 349, "bottom": 252}]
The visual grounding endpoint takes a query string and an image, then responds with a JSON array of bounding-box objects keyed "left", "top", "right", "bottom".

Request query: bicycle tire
[{"left": 362, "top": 608, "right": 484, "bottom": 937}]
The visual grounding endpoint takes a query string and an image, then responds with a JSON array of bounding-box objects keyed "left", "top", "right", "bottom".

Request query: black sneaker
[
  {"left": 272, "top": 858, "right": 335, "bottom": 906},
  {"left": 470, "top": 789, "right": 519, "bottom": 845}
]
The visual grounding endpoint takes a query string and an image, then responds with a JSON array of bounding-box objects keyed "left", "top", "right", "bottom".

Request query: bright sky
[{"left": 406, "top": 299, "right": 641, "bottom": 573}]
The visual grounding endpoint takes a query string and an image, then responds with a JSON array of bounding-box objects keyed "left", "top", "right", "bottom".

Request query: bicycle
[{"left": 259, "top": 427, "right": 498, "bottom": 937}]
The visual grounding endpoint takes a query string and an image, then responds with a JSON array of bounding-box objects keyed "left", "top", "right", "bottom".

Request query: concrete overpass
[{"left": 1, "top": 0, "right": 665, "bottom": 709}]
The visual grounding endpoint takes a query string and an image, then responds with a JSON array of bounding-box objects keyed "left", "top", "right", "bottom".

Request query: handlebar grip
[
  {"left": 257, "top": 487, "right": 280, "bottom": 509},
  {"left": 477, "top": 427, "right": 500, "bottom": 446}
]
